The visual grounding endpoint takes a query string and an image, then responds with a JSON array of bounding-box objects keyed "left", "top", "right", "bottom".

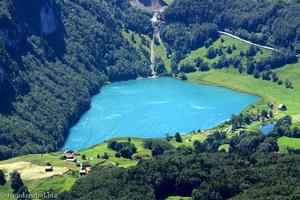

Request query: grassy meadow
[{"left": 278, "top": 136, "right": 300, "bottom": 153}]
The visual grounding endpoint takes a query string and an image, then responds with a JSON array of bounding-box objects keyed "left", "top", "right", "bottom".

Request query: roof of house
[
  {"left": 66, "top": 158, "right": 77, "bottom": 162},
  {"left": 64, "top": 153, "right": 73, "bottom": 158}
]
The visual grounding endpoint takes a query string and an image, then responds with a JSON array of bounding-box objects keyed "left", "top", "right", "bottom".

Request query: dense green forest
[
  {"left": 58, "top": 116, "right": 300, "bottom": 200},
  {"left": 0, "top": 0, "right": 152, "bottom": 159},
  {"left": 162, "top": 0, "right": 300, "bottom": 54}
]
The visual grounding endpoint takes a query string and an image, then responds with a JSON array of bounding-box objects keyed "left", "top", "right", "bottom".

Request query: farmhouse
[
  {"left": 45, "top": 166, "right": 53, "bottom": 172},
  {"left": 63, "top": 153, "right": 73, "bottom": 159},
  {"left": 278, "top": 104, "right": 287, "bottom": 111}
]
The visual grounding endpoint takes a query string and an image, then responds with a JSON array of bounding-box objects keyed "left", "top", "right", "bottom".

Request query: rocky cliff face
[
  {"left": 40, "top": 0, "right": 59, "bottom": 35},
  {"left": 0, "top": 0, "right": 63, "bottom": 56},
  {"left": 0, "top": 0, "right": 64, "bottom": 112}
]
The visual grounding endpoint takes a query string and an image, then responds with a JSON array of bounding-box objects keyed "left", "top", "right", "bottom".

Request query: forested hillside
[
  {"left": 163, "top": 0, "right": 300, "bottom": 53},
  {"left": 0, "top": 0, "right": 152, "bottom": 159}
]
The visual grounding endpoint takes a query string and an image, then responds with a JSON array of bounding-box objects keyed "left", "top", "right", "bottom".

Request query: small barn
[
  {"left": 66, "top": 158, "right": 77, "bottom": 162},
  {"left": 45, "top": 166, "right": 53, "bottom": 172},
  {"left": 278, "top": 104, "right": 287, "bottom": 111},
  {"left": 79, "top": 169, "right": 87, "bottom": 176}
]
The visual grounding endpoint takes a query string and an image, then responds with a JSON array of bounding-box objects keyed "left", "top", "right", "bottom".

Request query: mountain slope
[{"left": 0, "top": 0, "right": 153, "bottom": 160}]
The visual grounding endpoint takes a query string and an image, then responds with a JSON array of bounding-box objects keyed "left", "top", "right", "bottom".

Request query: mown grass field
[
  {"left": 154, "top": 39, "right": 171, "bottom": 71},
  {"left": 163, "top": 0, "right": 174, "bottom": 5},
  {"left": 180, "top": 35, "right": 272, "bottom": 66},
  {"left": 166, "top": 196, "right": 191, "bottom": 200},
  {"left": 278, "top": 136, "right": 300, "bottom": 153}
]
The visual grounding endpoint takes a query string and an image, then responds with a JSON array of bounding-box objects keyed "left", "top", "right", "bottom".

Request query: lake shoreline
[{"left": 62, "top": 77, "right": 258, "bottom": 150}]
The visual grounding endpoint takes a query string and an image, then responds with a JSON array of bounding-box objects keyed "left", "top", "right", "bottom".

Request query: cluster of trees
[
  {"left": 144, "top": 139, "right": 173, "bottom": 156},
  {"left": 0, "top": 170, "right": 31, "bottom": 199},
  {"left": 0, "top": 0, "right": 152, "bottom": 159},
  {"left": 107, "top": 139, "right": 137, "bottom": 159},
  {"left": 270, "top": 116, "right": 300, "bottom": 138},
  {"left": 163, "top": 0, "right": 300, "bottom": 53},
  {"left": 154, "top": 57, "right": 166, "bottom": 75},
  {"left": 59, "top": 118, "right": 300, "bottom": 199},
  {"left": 0, "top": 169, "right": 6, "bottom": 186}
]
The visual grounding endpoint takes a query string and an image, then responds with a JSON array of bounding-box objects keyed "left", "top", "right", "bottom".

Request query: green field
[
  {"left": 154, "top": 39, "right": 171, "bottom": 72},
  {"left": 165, "top": 196, "right": 191, "bottom": 200},
  {"left": 278, "top": 136, "right": 300, "bottom": 153},
  {"left": 180, "top": 35, "right": 271, "bottom": 66},
  {"left": 218, "top": 144, "right": 230, "bottom": 153},
  {"left": 163, "top": 0, "right": 174, "bottom": 5}
]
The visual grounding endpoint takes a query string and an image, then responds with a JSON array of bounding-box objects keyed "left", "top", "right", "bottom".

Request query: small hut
[
  {"left": 45, "top": 166, "right": 53, "bottom": 172},
  {"left": 79, "top": 169, "right": 87, "bottom": 176},
  {"left": 66, "top": 158, "right": 77, "bottom": 162}
]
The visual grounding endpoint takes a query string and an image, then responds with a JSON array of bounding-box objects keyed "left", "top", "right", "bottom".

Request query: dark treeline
[
  {"left": 0, "top": 0, "right": 152, "bottom": 160},
  {"left": 58, "top": 117, "right": 300, "bottom": 200},
  {"left": 163, "top": 0, "right": 300, "bottom": 54},
  {"left": 160, "top": 23, "right": 219, "bottom": 58}
]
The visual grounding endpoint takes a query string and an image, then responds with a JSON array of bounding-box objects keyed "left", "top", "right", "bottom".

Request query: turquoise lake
[{"left": 62, "top": 77, "right": 259, "bottom": 150}]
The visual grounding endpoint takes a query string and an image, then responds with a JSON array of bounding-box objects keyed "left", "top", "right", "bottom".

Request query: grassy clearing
[
  {"left": 154, "top": 40, "right": 171, "bottom": 72},
  {"left": 163, "top": 0, "right": 174, "bottom": 5},
  {"left": 180, "top": 35, "right": 271, "bottom": 66},
  {"left": 121, "top": 29, "right": 151, "bottom": 54},
  {"left": 169, "top": 133, "right": 207, "bottom": 147},
  {"left": 165, "top": 196, "right": 191, "bottom": 200},
  {"left": 0, "top": 182, "right": 15, "bottom": 200},
  {"left": 0, "top": 161, "right": 69, "bottom": 180},
  {"left": 24, "top": 173, "right": 77, "bottom": 194},
  {"left": 278, "top": 136, "right": 300, "bottom": 153},
  {"left": 218, "top": 144, "right": 230, "bottom": 153},
  {"left": 79, "top": 137, "right": 152, "bottom": 167}
]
